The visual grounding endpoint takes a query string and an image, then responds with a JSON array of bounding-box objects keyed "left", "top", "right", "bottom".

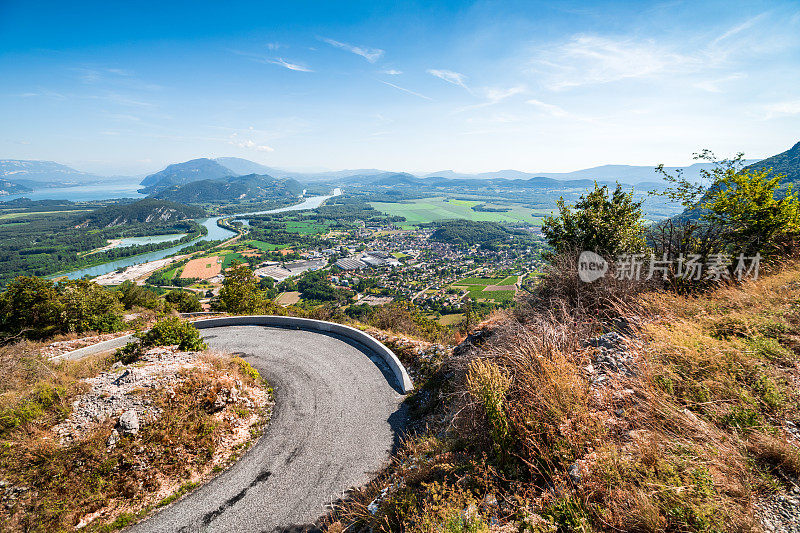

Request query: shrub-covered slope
[{"left": 329, "top": 263, "right": 800, "bottom": 532}]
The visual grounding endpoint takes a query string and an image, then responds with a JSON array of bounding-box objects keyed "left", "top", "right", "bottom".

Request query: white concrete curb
[{"left": 53, "top": 316, "right": 414, "bottom": 393}]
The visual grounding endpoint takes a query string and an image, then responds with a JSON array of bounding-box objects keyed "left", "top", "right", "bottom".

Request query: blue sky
[{"left": 1, "top": 0, "right": 799, "bottom": 176}]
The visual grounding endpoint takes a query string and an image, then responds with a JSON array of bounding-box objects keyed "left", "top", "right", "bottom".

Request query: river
[{"left": 59, "top": 188, "right": 341, "bottom": 280}]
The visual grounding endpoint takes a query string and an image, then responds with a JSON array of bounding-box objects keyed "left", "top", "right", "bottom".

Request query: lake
[
  {"left": 1, "top": 182, "right": 144, "bottom": 202},
  {"left": 58, "top": 188, "right": 342, "bottom": 280}
]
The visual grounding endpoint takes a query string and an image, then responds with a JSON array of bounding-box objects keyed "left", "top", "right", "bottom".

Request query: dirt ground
[{"left": 181, "top": 256, "right": 222, "bottom": 279}]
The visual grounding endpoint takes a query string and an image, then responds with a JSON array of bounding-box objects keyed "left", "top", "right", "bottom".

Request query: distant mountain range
[
  {"left": 0, "top": 159, "right": 104, "bottom": 188},
  {"left": 138, "top": 155, "right": 773, "bottom": 193},
  {"left": 359, "top": 171, "right": 600, "bottom": 190},
  {"left": 4, "top": 141, "right": 799, "bottom": 200},
  {"left": 420, "top": 162, "right": 765, "bottom": 184}
]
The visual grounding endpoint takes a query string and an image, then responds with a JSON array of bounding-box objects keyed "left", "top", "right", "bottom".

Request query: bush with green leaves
[
  {"left": 138, "top": 317, "right": 207, "bottom": 351},
  {"left": 214, "top": 263, "right": 266, "bottom": 315},
  {"left": 0, "top": 276, "right": 124, "bottom": 338},
  {"left": 117, "top": 281, "right": 162, "bottom": 311},
  {"left": 165, "top": 289, "right": 202, "bottom": 313},
  {"left": 542, "top": 182, "right": 648, "bottom": 258}
]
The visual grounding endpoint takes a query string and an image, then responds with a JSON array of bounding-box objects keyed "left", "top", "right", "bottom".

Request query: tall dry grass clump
[{"left": 521, "top": 251, "right": 654, "bottom": 322}]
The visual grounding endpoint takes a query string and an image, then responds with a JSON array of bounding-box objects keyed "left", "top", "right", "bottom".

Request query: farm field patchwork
[{"left": 369, "top": 197, "right": 548, "bottom": 226}]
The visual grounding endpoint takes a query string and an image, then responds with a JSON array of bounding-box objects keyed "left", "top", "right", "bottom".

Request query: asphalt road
[{"left": 126, "top": 325, "right": 406, "bottom": 533}]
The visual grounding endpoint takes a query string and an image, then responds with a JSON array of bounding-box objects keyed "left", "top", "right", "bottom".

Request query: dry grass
[
  {"left": 0, "top": 343, "right": 271, "bottom": 532},
  {"left": 328, "top": 261, "right": 800, "bottom": 532}
]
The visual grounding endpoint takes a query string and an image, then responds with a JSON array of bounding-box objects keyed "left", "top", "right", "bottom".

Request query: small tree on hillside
[
  {"left": 59, "top": 279, "right": 124, "bottom": 333},
  {"left": 542, "top": 182, "right": 648, "bottom": 257},
  {"left": 651, "top": 150, "right": 800, "bottom": 259},
  {"left": 0, "top": 276, "right": 64, "bottom": 338},
  {"left": 703, "top": 166, "right": 800, "bottom": 256},
  {"left": 215, "top": 263, "right": 265, "bottom": 315}
]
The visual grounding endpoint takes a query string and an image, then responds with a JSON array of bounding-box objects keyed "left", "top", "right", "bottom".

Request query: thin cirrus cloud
[
  {"left": 762, "top": 99, "right": 800, "bottom": 119},
  {"left": 533, "top": 14, "right": 791, "bottom": 92},
  {"left": 526, "top": 98, "right": 592, "bottom": 122},
  {"left": 321, "top": 37, "right": 384, "bottom": 63},
  {"left": 427, "top": 69, "right": 470, "bottom": 91},
  {"left": 268, "top": 58, "right": 313, "bottom": 72},
  {"left": 381, "top": 69, "right": 402, "bottom": 75},
  {"left": 379, "top": 80, "right": 432, "bottom": 101},
  {"left": 534, "top": 35, "right": 701, "bottom": 90}
]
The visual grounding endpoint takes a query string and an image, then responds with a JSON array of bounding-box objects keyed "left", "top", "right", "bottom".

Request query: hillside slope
[
  {"left": 0, "top": 159, "right": 102, "bottom": 186},
  {"left": 149, "top": 174, "right": 303, "bottom": 204},
  {"left": 746, "top": 141, "right": 800, "bottom": 186},
  {"left": 0, "top": 179, "right": 31, "bottom": 195},
  {"left": 331, "top": 263, "right": 800, "bottom": 532},
  {"left": 139, "top": 158, "right": 236, "bottom": 191},
  {"left": 82, "top": 199, "right": 206, "bottom": 227}
]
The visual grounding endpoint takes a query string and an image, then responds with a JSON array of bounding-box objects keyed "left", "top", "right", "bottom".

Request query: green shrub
[
  {"left": 233, "top": 357, "right": 262, "bottom": 383},
  {"left": 722, "top": 405, "right": 761, "bottom": 430},
  {"left": 466, "top": 359, "right": 511, "bottom": 452},
  {"left": 114, "top": 341, "right": 145, "bottom": 365},
  {"left": 139, "top": 317, "right": 207, "bottom": 351}
]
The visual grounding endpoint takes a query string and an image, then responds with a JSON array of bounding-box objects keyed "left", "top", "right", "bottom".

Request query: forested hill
[
  {"left": 746, "top": 141, "right": 800, "bottom": 186},
  {"left": 428, "top": 219, "right": 526, "bottom": 246},
  {"left": 139, "top": 158, "right": 235, "bottom": 192},
  {"left": 80, "top": 199, "right": 206, "bottom": 228},
  {"left": 149, "top": 174, "right": 304, "bottom": 204}
]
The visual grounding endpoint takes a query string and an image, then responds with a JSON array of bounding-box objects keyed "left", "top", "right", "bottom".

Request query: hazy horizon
[{"left": 2, "top": 0, "right": 799, "bottom": 176}]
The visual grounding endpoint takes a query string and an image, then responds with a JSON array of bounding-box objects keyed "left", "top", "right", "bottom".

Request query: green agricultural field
[
  {"left": 221, "top": 252, "right": 255, "bottom": 269},
  {"left": 160, "top": 265, "right": 181, "bottom": 281},
  {"left": 247, "top": 240, "right": 287, "bottom": 252},
  {"left": 369, "top": 197, "right": 547, "bottom": 226},
  {"left": 456, "top": 277, "right": 506, "bottom": 285},
  {"left": 450, "top": 275, "right": 519, "bottom": 304},
  {"left": 285, "top": 221, "right": 329, "bottom": 234}
]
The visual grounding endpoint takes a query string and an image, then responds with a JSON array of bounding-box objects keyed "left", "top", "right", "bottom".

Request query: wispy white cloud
[
  {"left": 379, "top": 80, "right": 433, "bottom": 101},
  {"left": 534, "top": 35, "right": 701, "bottom": 90},
  {"left": 321, "top": 37, "right": 384, "bottom": 63},
  {"left": 455, "top": 85, "right": 526, "bottom": 112},
  {"left": 711, "top": 12, "right": 769, "bottom": 46},
  {"left": 762, "top": 99, "right": 800, "bottom": 119},
  {"left": 526, "top": 98, "right": 594, "bottom": 122},
  {"left": 382, "top": 69, "right": 402, "bottom": 75},
  {"left": 268, "top": 58, "right": 313, "bottom": 72},
  {"left": 427, "top": 69, "right": 470, "bottom": 91},
  {"left": 534, "top": 12, "right": 794, "bottom": 92},
  {"left": 483, "top": 86, "right": 525, "bottom": 104},
  {"left": 228, "top": 132, "right": 275, "bottom": 152},
  {"left": 526, "top": 98, "right": 571, "bottom": 118},
  {"left": 693, "top": 73, "right": 746, "bottom": 93}
]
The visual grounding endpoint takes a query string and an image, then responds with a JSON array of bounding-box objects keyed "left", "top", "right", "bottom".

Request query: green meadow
[{"left": 368, "top": 197, "right": 547, "bottom": 226}]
